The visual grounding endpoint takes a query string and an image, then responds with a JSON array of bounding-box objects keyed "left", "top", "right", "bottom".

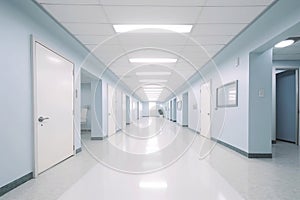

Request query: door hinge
[{"left": 73, "top": 145, "right": 75, "bottom": 150}]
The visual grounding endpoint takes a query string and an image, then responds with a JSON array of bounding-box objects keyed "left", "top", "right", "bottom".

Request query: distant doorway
[{"left": 276, "top": 69, "right": 299, "bottom": 145}]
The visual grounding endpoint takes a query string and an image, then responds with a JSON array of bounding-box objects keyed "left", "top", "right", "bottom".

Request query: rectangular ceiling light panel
[
  {"left": 130, "top": 58, "right": 177, "bottom": 63},
  {"left": 139, "top": 79, "right": 168, "bottom": 83},
  {"left": 113, "top": 25, "right": 193, "bottom": 33},
  {"left": 136, "top": 72, "right": 171, "bottom": 76}
]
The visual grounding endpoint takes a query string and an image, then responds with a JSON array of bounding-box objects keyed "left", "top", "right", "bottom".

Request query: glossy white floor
[{"left": 1, "top": 117, "right": 300, "bottom": 200}]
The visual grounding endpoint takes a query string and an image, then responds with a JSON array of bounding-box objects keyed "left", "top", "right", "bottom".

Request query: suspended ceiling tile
[
  {"left": 206, "top": 0, "right": 275, "bottom": 6},
  {"left": 92, "top": 45, "right": 126, "bottom": 65},
  {"left": 37, "top": 0, "right": 100, "bottom": 4},
  {"left": 75, "top": 35, "right": 119, "bottom": 46},
  {"left": 43, "top": 5, "right": 109, "bottom": 23},
  {"left": 124, "top": 48, "right": 182, "bottom": 58},
  {"left": 63, "top": 23, "right": 115, "bottom": 35},
  {"left": 100, "top": 0, "right": 207, "bottom": 6},
  {"left": 191, "top": 23, "right": 248, "bottom": 36},
  {"left": 186, "top": 35, "right": 234, "bottom": 45},
  {"left": 104, "top": 6, "right": 200, "bottom": 24},
  {"left": 197, "top": 6, "right": 267, "bottom": 24}
]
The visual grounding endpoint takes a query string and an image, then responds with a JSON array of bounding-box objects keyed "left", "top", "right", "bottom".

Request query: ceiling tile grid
[{"left": 35, "top": 0, "right": 274, "bottom": 101}]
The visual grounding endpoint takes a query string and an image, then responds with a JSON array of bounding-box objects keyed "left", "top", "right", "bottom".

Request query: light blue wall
[
  {"left": 91, "top": 80, "right": 103, "bottom": 138},
  {"left": 249, "top": 49, "right": 273, "bottom": 154},
  {"left": 0, "top": 0, "right": 94, "bottom": 188},
  {"left": 0, "top": 0, "right": 136, "bottom": 189}
]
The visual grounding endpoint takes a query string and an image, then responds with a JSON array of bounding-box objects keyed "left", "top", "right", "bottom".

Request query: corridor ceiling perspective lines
[{"left": 35, "top": 0, "right": 275, "bottom": 101}]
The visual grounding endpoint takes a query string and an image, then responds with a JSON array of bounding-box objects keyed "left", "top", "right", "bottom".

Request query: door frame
[
  {"left": 200, "top": 80, "right": 212, "bottom": 138},
  {"left": 31, "top": 36, "right": 75, "bottom": 178},
  {"left": 273, "top": 67, "right": 299, "bottom": 145}
]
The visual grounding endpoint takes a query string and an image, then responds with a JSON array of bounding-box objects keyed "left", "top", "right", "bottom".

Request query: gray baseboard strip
[
  {"left": 211, "top": 137, "right": 272, "bottom": 158},
  {"left": 248, "top": 153, "right": 272, "bottom": 158},
  {"left": 0, "top": 172, "right": 33, "bottom": 197},
  {"left": 76, "top": 148, "right": 82, "bottom": 154},
  {"left": 187, "top": 127, "right": 200, "bottom": 134},
  {"left": 172, "top": 120, "right": 176, "bottom": 122},
  {"left": 182, "top": 125, "right": 188, "bottom": 127},
  {"left": 126, "top": 123, "right": 130, "bottom": 125},
  {"left": 91, "top": 136, "right": 107, "bottom": 140},
  {"left": 272, "top": 140, "right": 276, "bottom": 144}
]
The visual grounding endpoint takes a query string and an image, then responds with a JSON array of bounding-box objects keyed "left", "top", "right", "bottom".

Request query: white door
[
  {"left": 200, "top": 81, "right": 211, "bottom": 138},
  {"left": 107, "top": 85, "right": 116, "bottom": 136},
  {"left": 34, "top": 42, "right": 74, "bottom": 175},
  {"left": 122, "top": 93, "right": 127, "bottom": 129}
]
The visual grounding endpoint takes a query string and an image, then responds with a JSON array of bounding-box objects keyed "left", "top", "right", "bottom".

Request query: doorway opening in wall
[
  {"left": 80, "top": 69, "right": 98, "bottom": 141},
  {"left": 275, "top": 68, "right": 299, "bottom": 145},
  {"left": 80, "top": 72, "right": 92, "bottom": 136},
  {"left": 149, "top": 102, "right": 158, "bottom": 117}
]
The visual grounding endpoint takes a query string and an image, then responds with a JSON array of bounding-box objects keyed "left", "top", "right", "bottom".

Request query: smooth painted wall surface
[
  {"left": 81, "top": 83, "right": 91, "bottom": 130},
  {"left": 249, "top": 50, "right": 273, "bottom": 154},
  {"left": 0, "top": 0, "right": 90, "bottom": 188},
  {"left": 91, "top": 80, "right": 103, "bottom": 138}
]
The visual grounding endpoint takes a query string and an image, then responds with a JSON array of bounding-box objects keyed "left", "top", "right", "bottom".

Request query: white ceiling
[{"left": 36, "top": 0, "right": 275, "bottom": 101}]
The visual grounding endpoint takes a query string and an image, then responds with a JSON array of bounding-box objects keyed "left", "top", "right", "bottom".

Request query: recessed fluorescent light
[
  {"left": 139, "top": 181, "right": 168, "bottom": 189},
  {"left": 144, "top": 88, "right": 163, "bottom": 91},
  {"left": 146, "top": 93, "right": 161, "bottom": 96},
  {"left": 139, "top": 79, "right": 168, "bottom": 83},
  {"left": 113, "top": 25, "right": 192, "bottom": 33},
  {"left": 130, "top": 58, "right": 177, "bottom": 63},
  {"left": 136, "top": 72, "right": 171, "bottom": 76},
  {"left": 274, "top": 39, "right": 295, "bottom": 48},
  {"left": 48, "top": 56, "right": 61, "bottom": 63},
  {"left": 143, "top": 85, "right": 163, "bottom": 88}
]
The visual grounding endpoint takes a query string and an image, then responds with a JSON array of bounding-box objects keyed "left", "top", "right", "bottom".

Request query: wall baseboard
[
  {"left": 91, "top": 136, "right": 107, "bottom": 140},
  {"left": 126, "top": 123, "right": 130, "bottom": 125},
  {"left": 182, "top": 125, "right": 188, "bottom": 127},
  {"left": 211, "top": 137, "right": 272, "bottom": 158},
  {"left": 272, "top": 140, "right": 276, "bottom": 144},
  {"left": 248, "top": 153, "right": 272, "bottom": 158},
  {"left": 276, "top": 138, "right": 295, "bottom": 144},
  {"left": 76, "top": 148, "right": 82, "bottom": 154},
  {"left": 172, "top": 120, "right": 176, "bottom": 122},
  {"left": 0, "top": 172, "right": 33, "bottom": 197}
]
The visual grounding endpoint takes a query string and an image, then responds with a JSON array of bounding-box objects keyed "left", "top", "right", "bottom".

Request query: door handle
[{"left": 38, "top": 116, "right": 50, "bottom": 122}]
